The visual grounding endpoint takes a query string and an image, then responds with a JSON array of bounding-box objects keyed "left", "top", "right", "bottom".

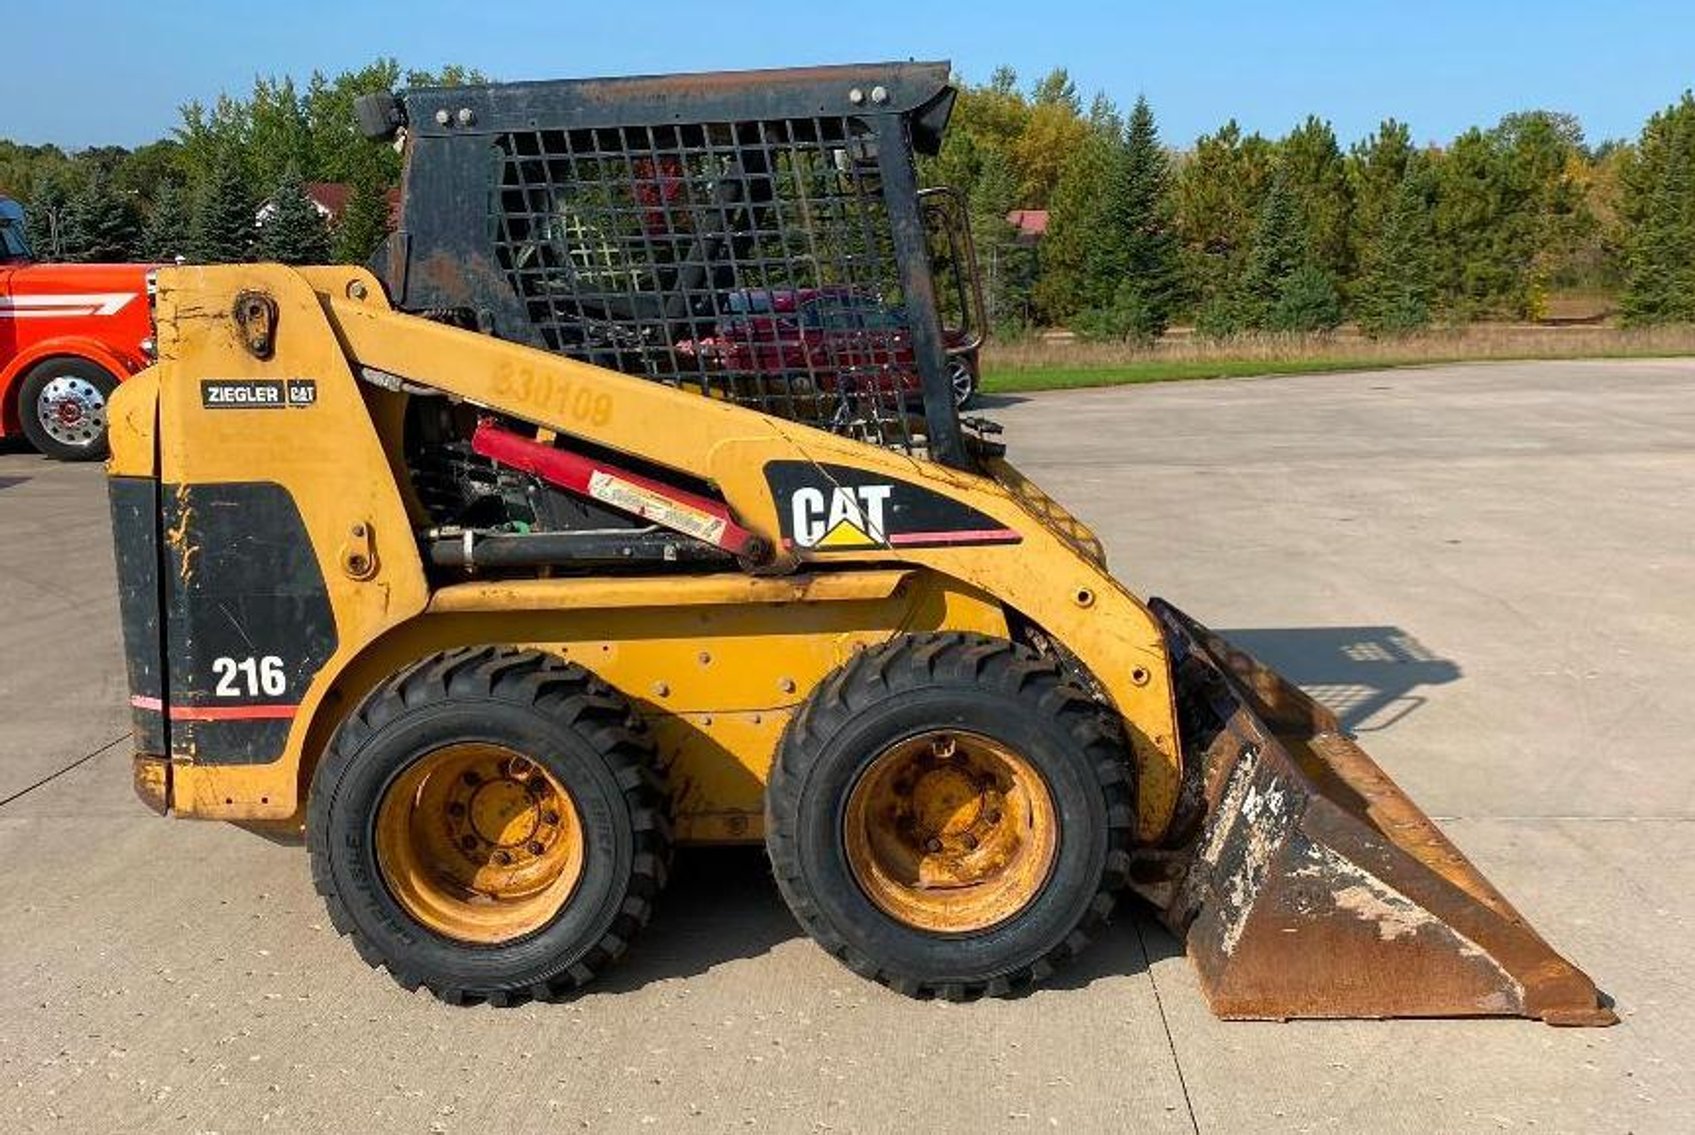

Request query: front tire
[
  {"left": 18, "top": 357, "right": 118, "bottom": 461},
  {"left": 948, "top": 356, "right": 979, "bottom": 409},
  {"left": 308, "top": 646, "right": 669, "bottom": 1005},
  {"left": 766, "top": 632, "right": 1133, "bottom": 1000}
]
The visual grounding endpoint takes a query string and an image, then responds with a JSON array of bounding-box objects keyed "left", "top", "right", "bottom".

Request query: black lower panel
[
  {"left": 109, "top": 477, "right": 168, "bottom": 755},
  {"left": 162, "top": 482, "right": 338, "bottom": 765}
]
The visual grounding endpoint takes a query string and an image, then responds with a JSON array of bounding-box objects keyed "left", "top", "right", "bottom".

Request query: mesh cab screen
[{"left": 488, "top": 116, "right": 934, "bottom": 451}]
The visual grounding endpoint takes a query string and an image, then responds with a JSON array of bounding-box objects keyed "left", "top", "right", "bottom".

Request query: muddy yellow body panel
[{"left": 107, "top": 264, "right": 1611, "bottom": 1024}]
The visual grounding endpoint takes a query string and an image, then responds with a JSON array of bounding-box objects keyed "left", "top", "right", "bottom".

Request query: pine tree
[
  {"left": 1347, "top": 119, "right": 1416, "bottom": 265},
  {"left": 1357, "top": 163, "right": 1440, "bottom": 336},
  {"left": 58, "top": 176, "right": 142, "bottom": 262},
  {"left": 1031, "top": 68, "right": 1081, "bottom": 114},
  {"left": 1033, "top": 133, "right": 1115, "bottom": 321},
  {"left": 256, "top": 165, "right": 332, "bottom": 264},
  {"left": 140, "top": 179, "right": 191, "bottom": 262},
  {"left": 1280, "top": 116, "right": 1353, "bottom": 281},
  {"left": 333, "top": 172, "right": 393, "bottom": 265},
  {"left": 1239, "top": 171, "right": 1308, "bottom": 328},
  {"left": 1270, "top": 263, "right": 1344, "bottom": 332},
  {"left": 1621, "top": 94, "right": 1695, "bottom": 325},
  {"left": 1174, "top": 121, "right": 1277, "bottom": 322},
  {"left": 189, "top": 154, "right": 256, "bottom": 263},
  {"left": 1090, "top": 96, "right": 1181, "bottom": 338}
]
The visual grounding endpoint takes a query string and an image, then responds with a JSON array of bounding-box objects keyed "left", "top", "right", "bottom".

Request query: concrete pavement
[{"left": 1, "top": 359, "right": 1691, "bottom": 1132}]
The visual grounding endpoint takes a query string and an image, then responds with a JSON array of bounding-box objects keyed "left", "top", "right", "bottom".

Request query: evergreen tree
[
  {"left": 1078, "top": 97, "right": 1181, "bottom": 340},
  {"left": 1033, "top": 132, "right": 1115, "bottom": 320},
  {"left": 25, "top": 176, "right": 70, "bottom": 259},
  {"left": 1347, "top": 119, "right": 1416, "bottom": 258},
  {"left": 1174, "top": 120, "right": 1277, "bottom": 319},
  {"left": 58, "top": 176, "right": 141, "bottom": 262},
  {"left": 1357, "top": 162, "right": 1440, "bottom": 336},
  {"left": 140, "top": 179, "right": 191, "bottom": 261},
  {"left": 1620, "top": 94, "right": 1695, "bottom": 325},
  {"left": 257, "top": 165, "right": 332, "bottom": 264},
  {"left": 1270, "top": 263, "right": 1345, "bottom": 332},
  {"left": 189, "top": 154, "right": 256, "bottom": 263},
  {"left": 1087, "top": 91, "right": 1123, "bottom": 139},
  {"left": 333, "top": 172, "right": 394, "bottom": 265},
  {"left": 1239, "top": 171, "right": 1309, "bottom": 327},
  {"left": 1280, "top": 116, "right": 1353, "bottom": 281},
  {"left": 1031, "top": 68, "right": 1081, "bottom": 114}
]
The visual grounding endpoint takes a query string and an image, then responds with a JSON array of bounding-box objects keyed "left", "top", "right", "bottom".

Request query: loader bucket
[{"left": 1139, "top": 600, "right": 1615, "bottom": 1027}]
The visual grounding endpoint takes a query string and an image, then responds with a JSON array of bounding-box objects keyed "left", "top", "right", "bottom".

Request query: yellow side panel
[
  {"left": 151, "top": 266, "right": 431, "bottom": 819},
  {"left": 296, "top": 572, "right": 1006, "bottom": 841}
]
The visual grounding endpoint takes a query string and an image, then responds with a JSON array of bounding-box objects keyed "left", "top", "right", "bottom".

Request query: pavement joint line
[
  {"left": 0, "top": 733, "right": 129, "bottom": 810},
  {"left": 1134, "top": 915, "right": 1200, "bottom": 1135}
]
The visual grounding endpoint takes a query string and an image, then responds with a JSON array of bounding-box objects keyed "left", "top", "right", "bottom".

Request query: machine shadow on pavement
[
  {"left": 1214, "top": 625, "right": 1461, "bottom": 733},
  {"left": 596, "top": 846, "right": 806, "bottom": 992},
  {"left": 970, "top": 392, "right": 1032, "bottom": 410},
  {"left": 600, "top": 845, "right": 1153, "bottom": 997}
]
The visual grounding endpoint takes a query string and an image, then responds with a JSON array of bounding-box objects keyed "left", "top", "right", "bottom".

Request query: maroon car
[{"left": 680, "top": 287, "right": 980, "bottom": 408}]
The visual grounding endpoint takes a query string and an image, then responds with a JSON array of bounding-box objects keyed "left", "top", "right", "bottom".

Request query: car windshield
[
  {"left": 804, "top": 295, "right": 905, "bottom": 332},
  {"left": 0, "top": 217, "right": 28, "bottom": 261}
]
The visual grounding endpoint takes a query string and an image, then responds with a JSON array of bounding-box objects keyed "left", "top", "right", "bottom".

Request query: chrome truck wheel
[{"left": 19, "top": 359, "right": 117, "bottom": 461}]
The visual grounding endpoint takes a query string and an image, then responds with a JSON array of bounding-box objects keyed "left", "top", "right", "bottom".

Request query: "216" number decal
[{"left": 211, "top": 655, "right": 288, "bottom": 699}]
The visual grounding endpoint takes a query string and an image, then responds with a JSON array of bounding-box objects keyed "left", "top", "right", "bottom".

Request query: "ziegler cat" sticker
[{"left": 201, "top": 379, "right": 317, "bottom": 409}]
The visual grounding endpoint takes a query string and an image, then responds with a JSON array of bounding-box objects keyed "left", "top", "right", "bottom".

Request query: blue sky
[{"left": 4, "top": 1, "right": 1690, "bottom": 151}]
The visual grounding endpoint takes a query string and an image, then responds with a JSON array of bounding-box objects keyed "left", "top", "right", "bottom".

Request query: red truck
[
  {"left": 0, "top": 197, "right": 155, "bottom": 460},
  {"left": 679, "top": 287, "right": 982, "bottom": 408}
]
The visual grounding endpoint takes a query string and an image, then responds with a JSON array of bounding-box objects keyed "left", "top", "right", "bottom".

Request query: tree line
[
  {"left": 926, "top": 67, "right": 1695, "bottom": 336},
  {"left": 3, "top": 60, "right": 1692, "bottom": 335},
  {"left": 0, "top": 60, "right": 481, "bottom": 268}
]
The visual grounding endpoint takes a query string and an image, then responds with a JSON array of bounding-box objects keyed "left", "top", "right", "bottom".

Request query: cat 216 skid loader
[{"left": 106, "top": 62, "right": 1612, "bottom": 1022}]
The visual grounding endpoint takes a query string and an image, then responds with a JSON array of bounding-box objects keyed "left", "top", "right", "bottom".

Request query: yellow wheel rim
[
  {"left": 843, "top": 730, "right": 1059, "bottom": 934},
  {"left": 374, "top": 743, "right": 585, "bottom": 944}
]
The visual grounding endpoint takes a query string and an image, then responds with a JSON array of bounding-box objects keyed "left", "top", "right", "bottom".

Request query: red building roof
[{"left": 1006, "top": 209, "right": 1049, "bottom": 241}]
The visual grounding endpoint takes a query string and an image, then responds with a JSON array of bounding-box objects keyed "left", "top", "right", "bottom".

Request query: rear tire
[
  {"left": 18, "top": 358, "right": 118, "bottom": 461},
  {"left": 308, "top": 646, "right": 669, "bottom": 1005},
  {"left": 766, "top": 632, "right": 1133, "bottom": 1000}
]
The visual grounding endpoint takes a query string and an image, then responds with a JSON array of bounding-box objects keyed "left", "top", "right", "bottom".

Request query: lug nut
[
  {"left": 924, "top": 837, "right": 943, "bottom": 853},
  {"left": 447, "top": 802, "right": 466, "bottom": 818},
  {"left": 494, "top": 850, "right": 512, "bottom": 866},
  {"left": 508, "top": 757, "right": 532, "bottom": 778},
  {"left": 931, "top": 735, "right": 956, "bottom": 760},
  {"left": 460, "top": 835, "right": 478, "bottom": 851},
  {"left": 461, "top": 770, "right": 481, "bottom": 787},
  {"left": 986, "top": 810, "right": 1002, "bottom": 825},
  {"left": 542, "top": 811, "right": 561, "bottom": 826},
  {"left": 961, "top": 833, "right": 979, "bottom": 850},
  {"left": 529, "top": 775, "right": 549, "bottom": 796},
  {"left": 528, "top": 841, "right": 546, "bottom": 856}
]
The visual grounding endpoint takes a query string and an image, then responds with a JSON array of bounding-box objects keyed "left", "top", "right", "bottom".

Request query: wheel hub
[
  {"left": 36, "top": 375, "right": 107, "bottom": 448},
  {"left": 375, "top": 743, "right": 584, "bottom": 943},
  {"left": 844, "top": 730, "right": 1058, "bottom": 933}
]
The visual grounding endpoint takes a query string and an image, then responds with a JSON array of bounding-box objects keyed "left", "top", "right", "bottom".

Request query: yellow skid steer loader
[{"left": 106, "top": 63, "right": 1611, "bottom": 1023}]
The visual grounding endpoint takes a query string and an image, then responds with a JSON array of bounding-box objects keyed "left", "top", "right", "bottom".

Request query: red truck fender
[{"left": 0, "top": 335, "right": 148, "bottom": 438}]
